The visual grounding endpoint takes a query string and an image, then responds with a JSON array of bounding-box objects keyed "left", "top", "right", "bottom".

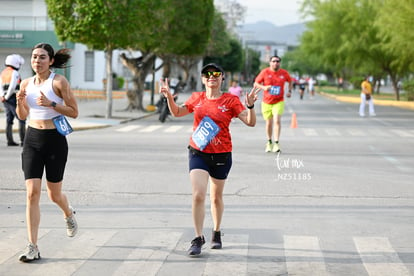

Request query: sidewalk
[
  {"left": 318, "top": 91, "right": 414, "bottom": 110},
  {"left": 0, "top": 91, "right": 161, "bottom": 134}
]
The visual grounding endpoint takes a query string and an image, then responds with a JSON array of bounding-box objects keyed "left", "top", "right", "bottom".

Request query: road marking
[
  {"left": 114, "top": 231, "right": 182, "bottom": 275},
  {"left": 28, "top": 230, "right": 117, "bottom": 276},
  {"left": 204, "top": 234, "right": 249, "bottom": 275},
  {"left": 353, "top": 237, "right": 411, "bottom": 276},
  {"left": 325, "top": 128, "right": 341, "bottom": 136},
  {"left": 0, "top": 228, "right": 50, "bottom": 264},
  {"left": 303, "top": 128, "right": 318, "bottom": 136},
  {"left": 390, "top": 129, "right": 414, "bottom": 137},
  {"left": 116, "top": 125, "right": 142, "bottom": 132},
  {"left": 348, "top": 129, "right": 365, "bottom": 136},
  {"left": 367, "top": 129, "right": 391, "bottom": 137},
  {"left": 284, "top": 235, "right": 329, "bottom": 276},
  {"left": 139, "top": 125, "right": 163, "bottom": 132},
  {"left": 164, "top": 125, "right": 184, "bottom": 133},
  {"left": 369, "top": 145, "right": 411, "bottom": 172}
]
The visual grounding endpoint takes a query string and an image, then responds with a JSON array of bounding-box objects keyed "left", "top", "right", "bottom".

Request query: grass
[{"left": 317, "top": 86, "right": 410, "bottom": 101}]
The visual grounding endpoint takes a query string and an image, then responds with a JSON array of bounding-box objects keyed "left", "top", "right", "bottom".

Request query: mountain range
[{"left": 238, "top": 20, "right": 307, "bottom": 46}]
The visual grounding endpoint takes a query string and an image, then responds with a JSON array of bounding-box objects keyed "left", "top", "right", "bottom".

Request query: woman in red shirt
[{"left": 160, "top": 63, "right": 259, "bottom": 257}]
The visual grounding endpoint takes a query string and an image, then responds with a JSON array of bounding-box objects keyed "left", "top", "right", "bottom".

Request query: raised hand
[
  {"left": 159, "top": 78, "right": 171, "bottom": 98},
  {"left": 246, "top": 86, "right": 261, "bottom": 107}
]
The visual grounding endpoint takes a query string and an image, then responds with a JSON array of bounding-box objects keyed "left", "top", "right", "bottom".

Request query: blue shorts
[{"left": 188, "top": 147, "right": 232, "bottom": 180}]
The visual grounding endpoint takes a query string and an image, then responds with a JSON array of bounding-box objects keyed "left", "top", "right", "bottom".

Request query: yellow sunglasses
[{"left": 202, "top": 71, "right": 222, "bottom": 78}]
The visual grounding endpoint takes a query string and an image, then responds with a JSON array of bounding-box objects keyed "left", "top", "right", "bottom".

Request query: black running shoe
[
  {"left": 188, "top": 236, "right": 205, "bottom": 256},
  {"left": 211, "top": 230, "right": 222, "bottom": 249}
]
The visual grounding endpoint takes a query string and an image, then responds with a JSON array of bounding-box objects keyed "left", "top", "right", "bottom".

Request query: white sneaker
[
  {"left": 265, "top": 142, "right": 272, "bottom": 153},
  {"left": 19, "top": 243, "right": 40, "bottom": 262},
  {"left": 65, "top": 206, "right": 78, "bottom": 237},
  {"left": 272, "top": 142, "right": 281, "bottom": 153}
]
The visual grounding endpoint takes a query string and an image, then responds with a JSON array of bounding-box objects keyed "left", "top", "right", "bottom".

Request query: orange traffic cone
[{"left": 290, "top": 113, "right": 298, "bottom": 128}]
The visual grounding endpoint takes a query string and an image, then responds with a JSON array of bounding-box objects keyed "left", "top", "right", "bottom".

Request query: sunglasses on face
[
  {"left": 271, "top": 60, "right": 281, "bottom": 63},
  {"left": 202, "top": 71, "right": 222, "bottom": 78}
]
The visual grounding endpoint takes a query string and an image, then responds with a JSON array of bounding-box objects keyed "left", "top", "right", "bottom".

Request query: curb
[{"left": 318, "top": 92, "right": 414, "bottom": 111}]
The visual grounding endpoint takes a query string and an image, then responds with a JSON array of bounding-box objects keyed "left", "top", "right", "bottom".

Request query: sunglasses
[
  {"left": 271, "top": 60, "right": 281, "bottom": 63},
  {"left": 202, "top": 71, "right": 222, "bottom": 78}
]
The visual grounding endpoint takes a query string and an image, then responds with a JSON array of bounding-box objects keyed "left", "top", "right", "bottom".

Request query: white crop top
[{"left": 25, "top": 72, "right": 63, "bottom": 120}]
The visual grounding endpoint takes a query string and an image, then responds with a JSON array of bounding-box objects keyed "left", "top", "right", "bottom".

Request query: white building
[{"left": 0, "top": 0, "right": 165, "bottom": 91}]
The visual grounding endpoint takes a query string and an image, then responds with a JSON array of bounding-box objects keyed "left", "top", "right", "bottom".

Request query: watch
[{"left": 51, "top": 101, "right": 57, "bottom": 108}]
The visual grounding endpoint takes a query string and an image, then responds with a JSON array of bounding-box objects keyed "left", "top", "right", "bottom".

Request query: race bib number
[
  {"left": 269, "top": 85, "right": 281, "bottom": 96},
  {"left": 192, "top": 116, "right": 220, "bottom": 150},
  {"left": 53, "top": 115, "right": 73, "bottom": 136}
]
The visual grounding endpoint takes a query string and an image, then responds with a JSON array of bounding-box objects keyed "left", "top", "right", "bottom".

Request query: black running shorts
[{"left": 22, "top": 126, "right": 68, "bottom": 182}]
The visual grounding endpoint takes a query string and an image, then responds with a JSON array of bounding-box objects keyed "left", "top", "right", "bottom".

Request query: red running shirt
[
  {"left": 185, "top": 92, "right": 245, "bottom": 153},
  {"left": 255, "top": 68, "right": 291, "bottom": 104}
]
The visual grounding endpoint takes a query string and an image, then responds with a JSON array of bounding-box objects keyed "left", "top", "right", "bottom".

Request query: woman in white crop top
[{"left": 16, "top": 43, "right": 79, "bottom": 262}]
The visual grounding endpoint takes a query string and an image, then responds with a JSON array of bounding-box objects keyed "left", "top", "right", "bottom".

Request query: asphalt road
[{"left": 1, "top": 92, "right": 413, "bottom": 275}]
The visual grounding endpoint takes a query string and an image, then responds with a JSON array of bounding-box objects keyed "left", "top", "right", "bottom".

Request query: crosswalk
[
  {"left": 0, "top": 229, "right": 411, "bottom": 276},
  {"left": 115, "top": 124, "right": 414, "bottom": 138}
]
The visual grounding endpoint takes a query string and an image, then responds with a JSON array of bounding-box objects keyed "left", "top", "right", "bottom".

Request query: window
[{"left": 84, "top": 51, "right": 94, "bottom": 82}]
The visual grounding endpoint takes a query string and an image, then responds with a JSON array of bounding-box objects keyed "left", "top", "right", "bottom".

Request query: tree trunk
[
  {"left": 105, "top": 49, "right": 113, "bottom": 118},
  {"left": 120, "top": 52, "right": 156, "bottom": 111},
  {"left": 388, "top": 73, "right": 400, "bottom": 101}
]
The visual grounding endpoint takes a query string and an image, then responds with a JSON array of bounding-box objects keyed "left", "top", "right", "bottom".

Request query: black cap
[{"left": 201, "top": 63, "right": 224, "bottom": 74}]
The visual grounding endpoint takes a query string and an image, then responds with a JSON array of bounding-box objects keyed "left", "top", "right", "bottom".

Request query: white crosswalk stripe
[
  {"left": 347, "top": 129, "right": 366, "bottom": 136},
  {"left": 391, "top": 129, "right": 414, "bottom": 137},
  {"left": 303, "top": 128, "right": 318, "bottom": 136},
  {"left": 139, "top": 125, "right": 163, "bottom": 132},
  {"left": 0, "top": 230, "right": 412, "bottom": 275},
  {"left": 325, "top": 128, "right": 341, "bottom": 136},
  {"left": 284, "top": 235, "right": 329, "bottom": 276},
  {"left": 114, "top": 231, "right": 183, "bottom": 276},
  {"left": 113, "top": 124, "right": 413, "bottom": 138},
  {"left": 204, "top": 234, "right": 249, "bottom": 275},
  {"left": 353, "top": 236, "right": 411, "bottom": 276},
  {"left": 116, "top": 125, "right": 142, "bottom": 132},
  {"left": 164, "top": 125, "right": 184, "bottom": 133}
]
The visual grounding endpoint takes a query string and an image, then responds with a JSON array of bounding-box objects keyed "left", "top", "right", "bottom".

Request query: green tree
[
  {"left": 300, "top": 0, "right": 412, "bottom": 99},
  {"left": 46, "top": 0, "right": 215, "bottom": 113},
  {"left": 376, "top": 0, "right": 414, "bottom": 71},
  {"left": 46, "top": 0, "right": 159, "bottom": 116},
  {"left": 204, "top": 38, "right": 243, "bottom": 78}
]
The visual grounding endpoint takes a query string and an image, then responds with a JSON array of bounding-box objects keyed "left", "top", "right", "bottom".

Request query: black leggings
[{"left": 22, "top": 127, "right": 68, "bottom": 182}]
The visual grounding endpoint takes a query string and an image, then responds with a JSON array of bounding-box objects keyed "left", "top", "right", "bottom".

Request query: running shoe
[
  {"left": 65, "top": 206, "right": 78, "bottom": 237},
  {"left": 272, "top": 142, "right": 281, "bottom": 153},
  {"left": 19, "top": 243, "right": 40, "bottom": 262},
  {"left": 211, "top": 230, "right": 222, "bottom": 249},
  {"left": 265, "top": 141, "right": 273, "bottom": 153},
  {"left": 188, "top": 236, "right": 205, "bottom": 257}
]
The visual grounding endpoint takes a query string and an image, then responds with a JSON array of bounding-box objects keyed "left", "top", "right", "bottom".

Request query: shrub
[{"left": 402, "top": 80, "right": 414, "bottom": 101}]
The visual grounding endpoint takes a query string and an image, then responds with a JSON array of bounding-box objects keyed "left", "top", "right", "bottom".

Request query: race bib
[
  {"left": 53, "top": 115, "right": 73, "bottom": 136},
  {"left": 192, "top": 116, "right": 220, "bottom": 150},
  {"left": 269, "top": 85, "right": 281, "bottom": 96}
]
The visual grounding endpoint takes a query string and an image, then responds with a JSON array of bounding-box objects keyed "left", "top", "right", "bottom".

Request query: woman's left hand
[
  {"left": 245, "top": 86, "right": 260, "bottom": 107},
  {"left": 160, "top": 78, "right": 172, "bottom": 98},
  {"left": 36, "top": 91, "right": 52, "bottom": 107}
]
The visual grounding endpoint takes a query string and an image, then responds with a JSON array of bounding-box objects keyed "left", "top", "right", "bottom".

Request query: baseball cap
[{"left": 201, "top": 63, "right": 224, "bottom": 74}]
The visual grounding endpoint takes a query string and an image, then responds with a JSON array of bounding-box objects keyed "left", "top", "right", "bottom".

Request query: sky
[{"left": 215, "top": 0, "right": 305, "bottom": 27}]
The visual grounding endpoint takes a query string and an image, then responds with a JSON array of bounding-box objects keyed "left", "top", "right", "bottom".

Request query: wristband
[{"left": 247, "top": 104, "right": 254, "bottom": 109}]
